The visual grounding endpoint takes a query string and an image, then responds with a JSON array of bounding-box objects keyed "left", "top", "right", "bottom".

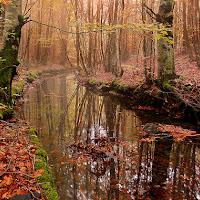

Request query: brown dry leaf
[
  {"left": 20, "top": 166, "right": 27, "bottom": 173},
  {"left": 0, "top": 150, "right": 5, "bottom": 159},
  {"left": 0, "top": 175, "right": 13, "bottom": 187},
  {"left": 33, "top": 169, "right": 45, "bottom": 178},
  {"left": 2, "top": 191, "right": 12, "bottom": 199},
  {"left": 0, "top": 161, "right": 7, "bottom": 172}
]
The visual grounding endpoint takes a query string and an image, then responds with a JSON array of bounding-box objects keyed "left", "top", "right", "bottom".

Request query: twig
[
  {"left": 0, "top": 142, "right": 17, "bottom": 177},
  {"left": 143, "top": 4, "right": 157, "bottom": 17},
  {"left": 0, "top": 66, "right": 13, "bottom": 73},
  {"left": 4, "top": 171, "right": 34, "bottom": 179}
]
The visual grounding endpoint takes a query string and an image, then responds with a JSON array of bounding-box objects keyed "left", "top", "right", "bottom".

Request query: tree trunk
[
  {"left": 104, "top": 0, "right": 119, "bottom": 76},
  {"left": 182, "top": 1, "right": 194, "bottom": 61},
  {"left": 157, "top": 0, "right": 176, "bottom": 81},
  {"left": 0, "top": 0, "right": 23, "bottom": 105}
]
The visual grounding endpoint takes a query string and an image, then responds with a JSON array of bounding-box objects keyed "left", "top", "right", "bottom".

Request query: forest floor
[
  {"left": 0, "top": 119, "right": 46, "bottom": 200},
  {"left": 0, "top": 53, "right": 200, "bottom": 200}
]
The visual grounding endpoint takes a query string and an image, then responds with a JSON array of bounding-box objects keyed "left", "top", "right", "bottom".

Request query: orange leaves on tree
[{"left": 1, "top": 0, "right": 9, "bottom": 5}]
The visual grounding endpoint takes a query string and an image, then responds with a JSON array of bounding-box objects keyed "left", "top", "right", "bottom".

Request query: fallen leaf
[
  {"left": 33, "top": 169, "right": 45, "bottom": 178},
  {"left": 1, "top": 0, "right": 9, "bottom": 5}
]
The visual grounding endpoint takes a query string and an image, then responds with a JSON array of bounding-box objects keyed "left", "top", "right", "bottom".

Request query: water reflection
[{"left": 22, "top": 73, "right": 200, "bottom": 200}]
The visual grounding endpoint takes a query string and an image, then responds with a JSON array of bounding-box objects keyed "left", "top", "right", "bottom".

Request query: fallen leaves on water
[{"left": 158, "top": 124, "right": 197, "bottom": 141}]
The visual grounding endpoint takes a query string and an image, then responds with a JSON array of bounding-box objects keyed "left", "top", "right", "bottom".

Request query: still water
[{"left": 21, "top": 72, "right": 200, "bottom": 200}]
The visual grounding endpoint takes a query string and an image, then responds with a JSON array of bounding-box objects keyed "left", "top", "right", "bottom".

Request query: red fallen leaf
[
  {"left": 7, "top": 119, "right": 17, "bottom": 123},
  {"left": 0, "top": 175, "right": 13, "bottom": 187},
  {"left": 50, "top": 150, "right": 60, "bottom": 154},
  {"left": 1, "top": 0, "right": 9, "bottom": 5},
  {"left": 10, "top": 184, "right": 18, "bottom": 190},
  {"left": 5, "top": 175, "right": 13, "bottom": 186},
  {"left": 2, "top": 192, "right": 12, "bottom": 199},
  {"left": 14, "top": 188, "right": 27, "bottom": 196},
  {"left": 28, "top": 186, "right": 38, "bottom": 191},
  {"left": 20, "top": 166, "right": 27, "bottom": 173},
  {"left": 0, "top": 150, "right": 5, "bottom": 159},
  {"left": 29, "top": 145, "right": 37, "bottom": 150},
  {"left": 138, "top": 106, "right": 155, "bottom": 111},
  {"left": 33, "top": 169, "right": 45, "bottom": 178}
]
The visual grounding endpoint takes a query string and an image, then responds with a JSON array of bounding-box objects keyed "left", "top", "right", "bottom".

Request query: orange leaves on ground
[
  {"left": 33, "top": 169, "right": 44, "bottom": 178},
  {"left": 0, "top": 175, "right": 13, "bottom": 187},
  {"left": 0, "top": 120, "right": 43, "bottom": 199},
  {"left": 1, "top": 0, "right": 9, "bottom": 5}
]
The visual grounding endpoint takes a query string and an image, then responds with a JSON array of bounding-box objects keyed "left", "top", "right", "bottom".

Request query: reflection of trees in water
[
  {"left": 149, "top": 138, "right": 173, "bottom": 199},
  {"left": 23, "top": 75, "right": 200, "bottom": 200},
  {"left": 167, "top": 142, "right": 199, "bottom": 199}
]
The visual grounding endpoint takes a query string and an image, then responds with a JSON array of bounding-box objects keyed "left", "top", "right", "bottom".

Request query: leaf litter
[{"left": 0, "top": 119, "right": 45, "bottom": 200}]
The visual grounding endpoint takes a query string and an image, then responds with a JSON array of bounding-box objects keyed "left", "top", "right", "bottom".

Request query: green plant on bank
[
  {"left": 163, "top": 80, "right": 172, "bottom": 89},
  {"left": 111, "top": 79, "right": 128, "bottom": 93},
  {"left": 118, "top": 83, "right": 128, "bottom": 92},
  {"left": 0, "top": 103, "right": 13, "bottom": 119},
  {"left": 88, "top": 78, "right": 100, "bottom": 86},
  {"left": 26, "top": 128, "right": 59, "bottom": 200},
  {"left": 179, "top": 75, "right": 187, "bottom": 80},
  {"left": 111, "top": 79, "right": 121, "bottom": 88},
  {"left": 25, "top": 71, "right": 40, "bottom": 83},
  {"left": 12, "top": 70, "right": 40, "bottom": 99}
]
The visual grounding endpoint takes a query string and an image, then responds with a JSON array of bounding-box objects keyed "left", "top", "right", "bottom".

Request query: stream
[{"left": 20, "top": 72, "right": 200, "bottom": 200}]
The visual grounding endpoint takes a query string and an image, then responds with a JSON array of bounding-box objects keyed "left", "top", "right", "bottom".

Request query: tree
[
  {"left": 156, "top": 0, "right": 176, "bottom": 81},
  {"left": 0, "top": 0, "right": 24, "bottom": 105}
]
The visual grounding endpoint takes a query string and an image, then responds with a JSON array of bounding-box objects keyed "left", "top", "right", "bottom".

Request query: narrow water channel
[{"left": 20, "top": 72, "right": 200, "bottom": 200}]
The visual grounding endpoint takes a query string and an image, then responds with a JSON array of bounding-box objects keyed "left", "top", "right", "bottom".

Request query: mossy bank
[
  {"left": 0, "top": 71, "right": 40, "bottom": 120},
  {"left": 85, "top": 78, "right": 200, "bottom": 125},
  {"left": 26, "top": 128, "right": 58, "bottom": 200}
]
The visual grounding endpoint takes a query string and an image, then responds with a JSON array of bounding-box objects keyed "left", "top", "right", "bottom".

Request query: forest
[{"left": 0, "top": 0, "right": 200, "bottom": 199}]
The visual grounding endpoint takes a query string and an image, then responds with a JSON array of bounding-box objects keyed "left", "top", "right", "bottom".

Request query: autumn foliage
[
  {"left": 1, "top": 0, "right": 9, "bottom": 5},
  {"left": 0, "top": 120, "right": 45, "bottom": 200}
]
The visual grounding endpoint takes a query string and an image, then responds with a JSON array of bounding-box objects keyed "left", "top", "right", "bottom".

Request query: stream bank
[
  {"left": 82, "top": 74, "right": 200, "bottom": 128},
  {"left": 0, "top": 70, "right": 59, "bottom": 200}
]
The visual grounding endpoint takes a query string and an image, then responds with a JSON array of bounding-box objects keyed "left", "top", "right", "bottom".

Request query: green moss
[
  {"left": 26, "top": 128, "right": 58, "bottom": 200},
  {"left": 112, "top": 79, "right": 121, "bottom": 88},
  {"left": 26, "top": 127, "right": 37, "bottom": 136},
  {"left": 34, "top": 159, "right": 58, "bottom": 200},
  {"left": 88, "top": 78, "right": 102, "bottom": 87},
  {"left": 31, "top": 135, "right": 40, "bottom": 146},
  {"left": 118, "top": 83, "right": 128, "bottom": 92},
  {"left": 88, "top": 78, "right": 97, "bottom": 86},
  {"left": 179, "top": 75, "right": 186, "bottom": 80},
  {"left": 163, "top": 81, "right": 172, "bottom": 89},
  {"left": 12, "top": 71, "right": 39, "bottom": 100},
  {"left": 35, "top": 148, "right": 48, "bottom": 163},
  {"left": 12, "top": 80, "right": 25, "bottom": 98},
  {"left": 34, "top": 161, "right": 52, "bottom": 184},
  {"left": 26, "top": 71, "right": 39, "bottom": 83}
]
